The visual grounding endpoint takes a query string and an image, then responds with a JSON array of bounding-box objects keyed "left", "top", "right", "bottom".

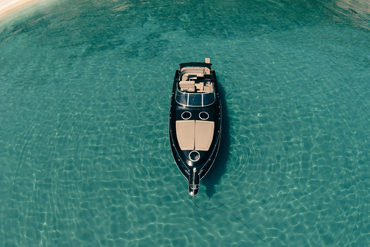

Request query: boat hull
[{"left": 169, "top": 65, "right": 222, "bottom": 196}]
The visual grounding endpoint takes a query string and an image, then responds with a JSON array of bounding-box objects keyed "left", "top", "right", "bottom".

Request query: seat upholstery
[
  {"left": 176, "top": 120, "right": 214, "bottom": 151},
  {"left": 179, "top": 81, "right": 195, "bottom": 92},
  {"left": 176, "top": 120, "right": 195, "bottom": 150},
  {"left": 204, "top": 83, "right": 213, "bottom": 93},
  {"left": 195, "top": 120, "right": 214, "bottom": 151},
  {"left": 195, "top": 82, "right": 204, "bottom": 92}
]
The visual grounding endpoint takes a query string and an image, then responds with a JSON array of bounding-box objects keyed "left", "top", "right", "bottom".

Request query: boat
[{"left": 169, "top": 58, "right": 222, "bottom": 196}]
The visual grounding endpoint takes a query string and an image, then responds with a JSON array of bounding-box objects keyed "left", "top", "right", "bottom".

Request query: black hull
[{"left": 169, "top": 65, "right": 222, "bottom": 196}]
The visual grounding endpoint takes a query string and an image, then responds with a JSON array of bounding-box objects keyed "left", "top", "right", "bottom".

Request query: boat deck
[{"left": 176, "top": 120, "right": 215, "bottom": 151}]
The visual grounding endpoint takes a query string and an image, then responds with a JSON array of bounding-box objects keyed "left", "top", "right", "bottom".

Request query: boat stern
[{"left": 188, "top": 167, "right": 200, "bottom": 196}]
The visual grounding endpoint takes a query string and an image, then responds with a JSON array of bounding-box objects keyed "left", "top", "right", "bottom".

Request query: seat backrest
[
  {"left": 179, "top": 81, "right": 195, "bottom": 92},
  {"left": 204, "top": 83, "right": 213, "bottom": 93}
]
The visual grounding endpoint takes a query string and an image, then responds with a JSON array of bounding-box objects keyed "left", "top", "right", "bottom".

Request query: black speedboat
[{"left": 169, "top": 58, "right": 222, "bottom": 196}]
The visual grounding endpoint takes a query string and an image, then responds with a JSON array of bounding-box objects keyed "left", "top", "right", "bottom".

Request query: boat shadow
[{"left": 201, "top": 82, "right": 230, "bottom": 198}]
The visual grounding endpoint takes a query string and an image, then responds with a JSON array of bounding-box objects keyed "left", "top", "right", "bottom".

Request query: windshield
[{"left": 175, "top": 90, "right": 215, "bottom": 107}]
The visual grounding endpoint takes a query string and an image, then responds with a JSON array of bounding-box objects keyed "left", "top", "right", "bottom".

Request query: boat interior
[
  {"left": 178, "top": 67, "right": 213, "bottom": 93},
  {"left": 175, "top": 65, "right": 216, "bottom": 153}
]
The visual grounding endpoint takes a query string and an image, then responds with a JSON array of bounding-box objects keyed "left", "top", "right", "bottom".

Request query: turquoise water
[{"left": 1, "top": 0, "right": 370, "bottom": 246}]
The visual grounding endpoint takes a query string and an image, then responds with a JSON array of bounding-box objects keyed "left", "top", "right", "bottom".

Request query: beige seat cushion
[
  {"left": 204, "top": 83, "right": 213, "bottom": 93},
  {"left": 176, "top": 120, "right": 215, "bottom": 151},
  {"left": 195, "top": 120, "right": 214, "bottom": 151},
  {"left": 176, "top": 120, "right": 195, "bottom": 150},
  {"left": 195, "top": 82, "right": 204, "bottom": 92},
  {"left": 179, "top": 81, "right": 195, "bottom": 92}
]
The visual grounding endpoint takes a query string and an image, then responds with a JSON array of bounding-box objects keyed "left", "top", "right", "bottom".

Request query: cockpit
[{"left": 175, "top": 66, "right": 216, "bottom": 107}]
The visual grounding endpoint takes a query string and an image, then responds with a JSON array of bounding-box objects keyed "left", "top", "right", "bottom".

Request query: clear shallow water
[{"left": 1, "top": 0, "right": 370, "bottom": 246}]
